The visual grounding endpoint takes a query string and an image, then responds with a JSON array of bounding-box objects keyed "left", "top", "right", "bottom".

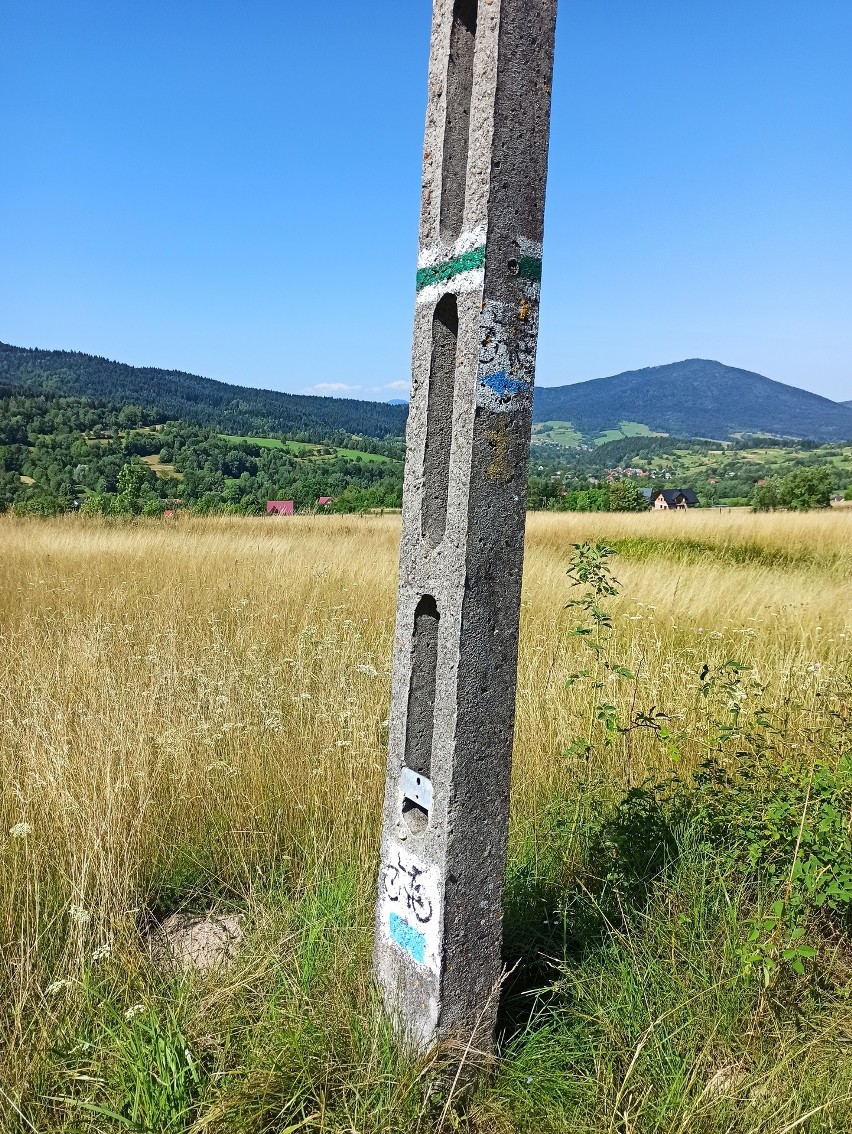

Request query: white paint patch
[
  {"left": 378, "top": 842, "right": 442, "bottom": 975},
  {"left": 417, "top": 223, "right": 488, "bottom": 270},
  {"left": 516, "top": 235, "right": 543, "bottom": 259},
  {"left": 415, "top": 267, "right": 485, "bottom": 307}
]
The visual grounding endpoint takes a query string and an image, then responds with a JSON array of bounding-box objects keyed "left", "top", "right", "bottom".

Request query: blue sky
[{"left": 2, "top": 0, "right": 850, "bottom": 402}]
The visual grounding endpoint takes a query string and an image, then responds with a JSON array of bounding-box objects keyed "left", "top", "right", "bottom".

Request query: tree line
[{"left": 2, "top": 384, "right": 847, "bottom": 518}]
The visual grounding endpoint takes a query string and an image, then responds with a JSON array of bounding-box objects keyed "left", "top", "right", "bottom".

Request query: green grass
[
  {"left": 606, "top": 532, "right": 851, "bottom": 572},
  {"left": 220, "top": 435, "right": 395, "bottom": 463},
  {"left": 221, "top": 434, "right": 289, "bottom": 449},
  {"left": 22, "top": 776, "right": 852, "bottom": 1132},
  {"left": 532, "top": 421, "right": 584, "bottom": 447},
  {"left": 332, "top": 448, "right": 397, "bottom": 464},
  {"left": 594, "top": 421, "right": 667, "bottom": 446},
  {"left": 639, "top": 444, "right": 852, "bottom": 482}
]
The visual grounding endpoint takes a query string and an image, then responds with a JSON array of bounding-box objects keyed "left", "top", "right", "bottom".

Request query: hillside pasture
[
  {"left": 1, "top": 511, "right": 851, "bottom": 1132},
  {"left": 220, "top": 435, "right": 396, "bottom": 463},
  {"left": 140, "top": 454, "right": 183, "bottom": 479}
]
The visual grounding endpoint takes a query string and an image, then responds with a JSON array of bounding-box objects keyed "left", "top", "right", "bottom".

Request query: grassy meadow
[{"left": 1, "top": 510, "right": 852, "bottom": 1132}]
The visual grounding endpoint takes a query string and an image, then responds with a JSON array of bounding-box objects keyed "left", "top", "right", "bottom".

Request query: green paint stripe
[
  {"left": 416, "top": 245, "right": 485, "bottom": 291},
  {"left": 517, "top": 255, "right": 542, "bottom": 282}
]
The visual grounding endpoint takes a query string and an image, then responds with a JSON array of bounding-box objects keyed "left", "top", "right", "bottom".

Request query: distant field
[
  {"left": 532, "top": 419, "right": 583, "bottom": 446},
  {"left": 221, "top": 434, "right": 395, "bottom": 463},
  {"left": 644, "top": 443, "right": 852, "bottom": 476},
  {"left": 2, "top": 511, "right": 851, "bottom": 1131},
  {"left": 594, "top": 420, "right": 666, "bottom": 445},
  {"left": 140, "top": 454, "right": 183, "bottom": 479},
  {"left": 532, "top": 419, "right": 667, "bottom": 447}
]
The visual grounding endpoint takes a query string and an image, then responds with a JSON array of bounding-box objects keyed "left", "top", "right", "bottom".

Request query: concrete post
[{"left": 374, "top": 0, "right": 558, "bottom": 1053}]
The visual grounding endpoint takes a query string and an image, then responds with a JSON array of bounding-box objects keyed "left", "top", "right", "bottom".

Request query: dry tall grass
[{"left": 1, "top": 510, "right": 851, "bottom": 1130}]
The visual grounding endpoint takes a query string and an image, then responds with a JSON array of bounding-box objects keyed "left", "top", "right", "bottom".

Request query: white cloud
[
  {"left": 305, "top": 382, "right": 361, "bottom": 395},
  {"left": 384, "top": 380, "right": 410, "bottom": 391}
]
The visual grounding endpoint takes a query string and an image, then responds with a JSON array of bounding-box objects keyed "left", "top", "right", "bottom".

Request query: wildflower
[
  {"left": 300, "top": 692, "right": 312, "bottom": 700},
  {"left": 69, "top": 904, "right": 90, "bottom": 925},
  {"left": 806, "top": 662, "right": 822, "bottom": 672},
  {"left": 357, "top": 664, "right": 378, "bottom": 677},
  {"left": 124, "top": 1004, "right": 145, "bottom": 1020},
  {"left": 46, "top": 980, "right": 68, "bottom": 995},
  {"left": 336, "top": 740, "right": 351, "bottom": 747},
  {"left": 9, "top": 822, "right": 32, "bottom": 839},
  {"left": 91, "top": 944, "right": 111, "bottom": 962}
]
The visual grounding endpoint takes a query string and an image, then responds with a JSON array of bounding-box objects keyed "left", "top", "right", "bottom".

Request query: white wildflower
[
  {"left": 69, "top": 904, "right": 90, "bottom": 926},
  {"left": 124, "top": 1003, "right": 145, "bottom": 1020},
  {"left": 46, "top": 979, "right": 68, "bottom": 995},
  {"left": 91, "top": 944, "right": 111, "bottom": 962},
  {"left": 9, "top": 822, "right": 32, "bottom": 839},
  {"left": 336, "top": 740, "right": 351, "bottom": 748},
  {"left": 357, "top": 664, "right": 378, "bottom": 677},
  {"left": 300, "top": 692, "right": 312, "bottom": 700}
]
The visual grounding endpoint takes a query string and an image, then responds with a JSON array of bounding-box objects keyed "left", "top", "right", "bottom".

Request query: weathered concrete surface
[{"left": 374, "top": 0, "right": 557, "bottom": 1053}]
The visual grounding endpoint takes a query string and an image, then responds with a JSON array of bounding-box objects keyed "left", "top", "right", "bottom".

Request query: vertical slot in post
[
  {"left": 404, "top": 595, "right": 440, "bottom": 780},
  {"left": 421, "top": 294, "right": 458, "bottom": 548},
  {"left": 440, "top": 0, "right": 478, "bottom": 243}
]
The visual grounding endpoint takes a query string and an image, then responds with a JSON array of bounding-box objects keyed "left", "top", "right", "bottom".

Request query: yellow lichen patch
[{"left": 485, "top": 417, "right": 512, "bottom": 481}]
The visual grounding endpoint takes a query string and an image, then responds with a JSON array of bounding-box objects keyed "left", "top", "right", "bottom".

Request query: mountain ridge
[
  {"left": 0, "top": 342, "right": 407, "bottom": 440},
  {"left": 2, "top": 343, "right": 850, "bottom": 444},
  {"left": 533, "top": 359, "right": 852, "bottom": 442}
]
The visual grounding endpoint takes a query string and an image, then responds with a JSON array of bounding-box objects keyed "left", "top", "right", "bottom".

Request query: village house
[
  {"left": 266, "top": 500, "right": 294, "bottom": 516},
  {"left": 317, "top": 496, "right": 333, "bottom": 508},
  {"left": 651, "top": 488, "right": 698, "bottom": 510}
]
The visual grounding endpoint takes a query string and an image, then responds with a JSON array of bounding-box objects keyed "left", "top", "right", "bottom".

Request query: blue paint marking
[
  {"left": 480, "top": 370, "right": 527, "bottom": 398},
  {"left": 389, "top": 912, "right": 426, "bottom": 964}
]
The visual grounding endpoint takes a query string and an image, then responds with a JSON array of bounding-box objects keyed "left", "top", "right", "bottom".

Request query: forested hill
[
  {"left": 6, "top": 343, "right": 850, "bottom": 446},
  {"left": 533, "top": 359, "right": 852, "bottom": 442},
  {"left": 0, "top": 343, "right": 407, "bottom": 440}
]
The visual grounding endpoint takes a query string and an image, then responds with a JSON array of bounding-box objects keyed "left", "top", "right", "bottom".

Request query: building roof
[
  {"left": 266, "top": 500, "right": 294, "bottom": 515},
  {"left": 654, "top": 488, "right": 698, "bottom": 506},
  {"left": 317, "top": 496, "right": 332, "bottom": 506}
]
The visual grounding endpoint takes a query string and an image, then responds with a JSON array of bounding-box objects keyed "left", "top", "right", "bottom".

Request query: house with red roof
[{"left": 266, "top": 500, "right": 294, "bottom": 516}]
